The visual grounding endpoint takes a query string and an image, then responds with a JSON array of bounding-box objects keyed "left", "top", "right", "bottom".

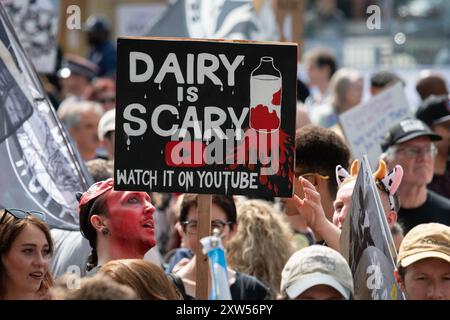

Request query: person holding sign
[
  {"left": 293, "top": 159, "right": 403, "bottom": 251},
  {"left": 395, "top": 223, "right": 450, "bottom": 300},
  {"left": 285, "top": 125, "right": 351, "bottom": 247},
  {"left": 77, "top": 178, "right": 157, "bottom": 274},
  {"left": 173, "top": 194, "right": 271, "bottom": 299}
]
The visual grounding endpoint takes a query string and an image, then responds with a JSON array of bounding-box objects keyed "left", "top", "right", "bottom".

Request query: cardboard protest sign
[
  {"left": 339, "top": 83, "right": 412, "bottom": 170},
  {"left": 340, "top": 156, "right": 404, "bottom": 300},
  {"left": 114, "top": 37, "right": 297, "bottom": 197}
]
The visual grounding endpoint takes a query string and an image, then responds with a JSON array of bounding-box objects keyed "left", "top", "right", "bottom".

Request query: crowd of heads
[{"left": 2, "top": 8, "right": 450, "bottom": 301}]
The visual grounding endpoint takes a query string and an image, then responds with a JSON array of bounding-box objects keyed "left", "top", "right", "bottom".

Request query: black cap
[
  {"left": 416, "top": 95, "right": 450, "bottom": 126},
  {"left": 381, "top": 118, "right": 442, "bottom": 152},
  {"left": 84, "top": 15, "right": 111, "bottom": 32},
  {"left": 57, "top": 54, "right": 99, "bottom": 80}
]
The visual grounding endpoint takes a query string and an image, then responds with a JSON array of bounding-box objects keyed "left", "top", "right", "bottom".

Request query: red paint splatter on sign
[
  {"left": 250, "top": 104, "right": 280, "bottom": 131},
  {"left": 272, "top": 89, "right": 282, "bottom": 105}
]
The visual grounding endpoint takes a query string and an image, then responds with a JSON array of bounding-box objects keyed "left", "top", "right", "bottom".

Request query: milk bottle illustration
[{"left": 249, "top": 57, "right": 282, "bottom": 133}]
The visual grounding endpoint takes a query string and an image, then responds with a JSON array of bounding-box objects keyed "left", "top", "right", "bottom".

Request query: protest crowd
[{"left": 1, "top": 0, "right": 450, "bottom": 302}]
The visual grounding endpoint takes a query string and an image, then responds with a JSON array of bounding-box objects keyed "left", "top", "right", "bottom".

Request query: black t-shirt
[
  {"left": 429, "top": 158, "right": 450, "bottom": 199},
  {"left": 229, "top": 272, "right": 272, "bottom": 300},
  {"left": 398, "top": 190, "right": 450, "bottom": 234},
  {"left": 171, "top": 272, "right": 272, "bottom": 300}
]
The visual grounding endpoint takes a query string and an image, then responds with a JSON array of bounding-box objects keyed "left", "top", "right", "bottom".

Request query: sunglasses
[
  {"left": 0, "top": 208, "right": 47, "bottom": 224},
  {"left": 295, "top": 172, "right": 330, "bottom": 180}
]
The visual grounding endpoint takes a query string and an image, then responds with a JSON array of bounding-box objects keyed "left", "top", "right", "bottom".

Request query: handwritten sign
[
  {"left": 339, "top": 83, "right": 412, "bottom": 169},
  {"left": 114, "top": 37, "right": 297, "bottom": 197}
]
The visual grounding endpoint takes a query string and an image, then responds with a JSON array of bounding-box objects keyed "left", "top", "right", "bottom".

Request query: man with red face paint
[{"left": 78, "top": 178, "right": 156, "bottom": 274}]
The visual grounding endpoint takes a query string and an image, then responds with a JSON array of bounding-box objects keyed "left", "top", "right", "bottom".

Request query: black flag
[{"left": 0, "top": 3, "right": 92, "bottom": 230}]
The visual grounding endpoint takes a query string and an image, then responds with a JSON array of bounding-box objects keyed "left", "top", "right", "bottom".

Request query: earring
[{"left": 101, "top": 228, "right": 110, "bottom": 236}]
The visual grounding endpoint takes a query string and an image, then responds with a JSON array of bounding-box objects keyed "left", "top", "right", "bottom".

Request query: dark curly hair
[{"left": 295, "top": 125, "right": 351, "bottom": 196}]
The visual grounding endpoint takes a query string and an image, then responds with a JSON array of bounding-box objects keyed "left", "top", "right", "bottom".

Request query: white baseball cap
[
  {"left": 281, "top": 245, "right": 354, "bottom": 299},
  {"left": 98, "top": 109, "right": 115, "bottom": 140}
]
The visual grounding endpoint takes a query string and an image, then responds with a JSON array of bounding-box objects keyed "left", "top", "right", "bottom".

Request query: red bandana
[{"left": 78, "top": 178, "right": 114, "bottom": 207}]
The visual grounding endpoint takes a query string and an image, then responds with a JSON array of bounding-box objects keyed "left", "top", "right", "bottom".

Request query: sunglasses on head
[{"left": 0, "top": 208, "right": 47, "bottom": 224}]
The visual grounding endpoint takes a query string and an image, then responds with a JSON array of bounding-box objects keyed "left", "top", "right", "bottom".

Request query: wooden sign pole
[
  {"left": 275, "top": 0, "right": 305, "bottom": 59},
  {"left": 195, "top": 194, "right": 212, "bottom": 300}
]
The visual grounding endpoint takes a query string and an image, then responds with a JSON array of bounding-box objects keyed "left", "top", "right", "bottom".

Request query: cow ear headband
[
  {"left": 374, "top": 160, "right": 403, "bottom": 211},
  {"left": 335, "top": 160, "right": 403, "bottom": 211},
  {"left": 335, "top": 159, "right": 359, "bottom": 187}
]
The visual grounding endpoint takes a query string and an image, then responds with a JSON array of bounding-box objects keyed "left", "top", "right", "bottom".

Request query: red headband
[{"left": 78, "top": 178, "right": 114, "bottom": 207}]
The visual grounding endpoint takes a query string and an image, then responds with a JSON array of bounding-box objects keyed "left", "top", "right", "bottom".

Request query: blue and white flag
[{"left": 200, "top": 233, "right": 232, "bottom": 300}]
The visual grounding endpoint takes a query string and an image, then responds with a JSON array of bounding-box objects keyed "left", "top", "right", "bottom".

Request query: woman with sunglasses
[{"left": 0, "top": 209, "right": 54, "bottom": 299}]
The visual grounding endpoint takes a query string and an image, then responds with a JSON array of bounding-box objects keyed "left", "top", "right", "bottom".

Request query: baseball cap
[
  {"left": 78, "top": 179, "right": 114, "bottom": 240},
  {"left": 78, "top": 178, "right": 114, "bottom": 208},
  {"left": 416, "top": 95, "right": 450, "bottom": 126},
  {"left": 397, "top": 223, "right": 450, "bottom": 268},
  {"left": 57, "top": 54, "right": 99, "bottom": 80},
  {"left": 98, "top": 109, "right": 116, "bottom": 140},
  {"left": 381, "top": 118, "right": 442, "bottom": 152},
  {"left": 280, "top": 245, "right": 354, "bottom": 300}
]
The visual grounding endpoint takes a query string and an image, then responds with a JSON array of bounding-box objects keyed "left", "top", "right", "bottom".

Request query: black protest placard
[
  {"left": 114, "top": 37, "right": 297, "bottom": 197},
  {"left": 340, "top": 156, "right": 404, "bottom": 300}
]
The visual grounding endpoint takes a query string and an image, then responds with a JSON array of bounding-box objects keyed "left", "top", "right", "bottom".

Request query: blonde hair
[
  {"left": 100, "top": 259, "right": 182, "bottom": 300},
  {"left": 226, "top": 200, "right": 295, "bottom": 296}
]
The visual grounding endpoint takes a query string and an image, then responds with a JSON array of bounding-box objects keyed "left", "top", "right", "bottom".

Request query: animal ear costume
[
  {"left": 335, "top": 160, "right": 403, "bottom": 211},
  {"left": 374, "top": 160, "right": 403, "bottom": 211},
  {"left": 335, "top": 159, "right": 359, "bottom": 187}
]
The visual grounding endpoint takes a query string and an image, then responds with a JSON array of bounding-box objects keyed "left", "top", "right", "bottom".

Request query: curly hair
[
  {"left": 226, "top": 200, "right": 295, "bottom": 297},
  {"left": 295, "top": 125, "right": 351, "bottom": 196}
]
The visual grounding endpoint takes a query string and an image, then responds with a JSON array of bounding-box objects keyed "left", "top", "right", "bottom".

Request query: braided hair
[{"left": 78, "top": 192, "right": 110, "bottom": 271}]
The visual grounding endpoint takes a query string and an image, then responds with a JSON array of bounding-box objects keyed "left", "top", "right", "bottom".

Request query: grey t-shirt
[{"left": 50, "top": 229, "right": 91, "bottom": 279}]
